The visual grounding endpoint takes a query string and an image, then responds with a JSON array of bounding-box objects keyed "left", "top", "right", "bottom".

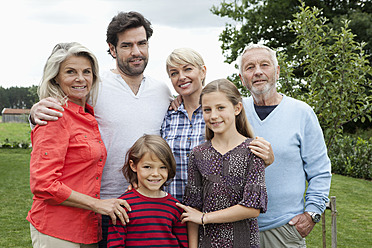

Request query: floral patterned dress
[{"left": 183, "top": 138, "right": 268, "bottom": 248}]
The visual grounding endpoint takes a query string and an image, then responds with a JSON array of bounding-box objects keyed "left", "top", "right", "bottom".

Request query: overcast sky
[{"left": 0, "top": 0, "right": 237, "bottom": 92}]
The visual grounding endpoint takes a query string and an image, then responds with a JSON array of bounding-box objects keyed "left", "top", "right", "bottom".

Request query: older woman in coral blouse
[{"left": 27, "top": 42, "right": 130, "bottom": 248}]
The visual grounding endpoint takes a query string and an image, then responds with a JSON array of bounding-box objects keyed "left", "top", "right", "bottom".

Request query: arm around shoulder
[{"left": 30, "top": 97, "right": 64, "bottom": 126}]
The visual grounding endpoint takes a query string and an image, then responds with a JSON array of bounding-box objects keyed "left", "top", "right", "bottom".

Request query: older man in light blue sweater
[{"left": 238, "top": 44, "right": 332, "bottom": 248}]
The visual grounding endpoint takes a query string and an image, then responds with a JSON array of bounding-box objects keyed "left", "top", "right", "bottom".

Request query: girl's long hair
[{"left": 200, "top": 78, "right": 254, "bottom": 140}]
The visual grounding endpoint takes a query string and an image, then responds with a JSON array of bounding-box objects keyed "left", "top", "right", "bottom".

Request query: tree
[
  {"left": 211, "top": 0, "right": 372, "bottom": 69},
  {"left": 284, "top": 1, "right": 372, "bottom": 149},
  {"left": 0, "top": 85, "right": 38, "bottom": 113},
  {"left": 212, "top": 0, "right": 372, "bottom": 149},
  {"left": 0, "top": 86, "right": 11, "bottom": 112},
  {"left": 27, "top": 85, "right": 39, "bottom": 107}
]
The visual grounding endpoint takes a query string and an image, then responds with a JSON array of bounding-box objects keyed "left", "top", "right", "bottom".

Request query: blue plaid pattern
[{"left": 161, "top": 104, "right": 205, "bottom": 202}]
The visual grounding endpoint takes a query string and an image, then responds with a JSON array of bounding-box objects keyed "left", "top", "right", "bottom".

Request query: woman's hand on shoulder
[{"left": 94, "top": 198, "right": 132, "bottom": 225}]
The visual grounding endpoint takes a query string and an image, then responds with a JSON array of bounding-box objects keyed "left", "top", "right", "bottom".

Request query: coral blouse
[{"left": 27, "top": 101, "right": 107, "bottom": 244}]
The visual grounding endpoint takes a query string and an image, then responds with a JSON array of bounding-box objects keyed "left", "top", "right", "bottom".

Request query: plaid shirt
[{"left": 161, "top": 104, "right": 205, "bottom": 202}]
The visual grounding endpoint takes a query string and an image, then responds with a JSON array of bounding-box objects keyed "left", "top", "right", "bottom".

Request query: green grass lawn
[
  {"left": 306, "top": 175, "right": 372, "bottom": 247},
  {"left": 0, "top": 148, "right": 371, "bottom": 247},
  {"left": 0, "top": 149, "right": 33, "bottom": 247},
  {"left": 0, "top": 123, "right": 31, "bottom": 145}
]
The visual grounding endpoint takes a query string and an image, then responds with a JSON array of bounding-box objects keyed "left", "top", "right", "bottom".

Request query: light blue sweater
[{"left": 243, "top": 95, "right": 332, "bottom": 231}]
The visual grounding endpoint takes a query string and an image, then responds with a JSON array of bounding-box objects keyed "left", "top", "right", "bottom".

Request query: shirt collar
[
  {"left": 65, "top": 100, "right": 94, "bottom": 115},
  {"left": 174, "top": 103, "right": 202, "bottom": 116}
]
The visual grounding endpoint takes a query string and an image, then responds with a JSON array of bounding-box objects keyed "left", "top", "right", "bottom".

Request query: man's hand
[
  {"left": 249, "top": 136, "right": 274, "bottom": 166},
  {"left": 30, "top": 97, "right": 64, "bottom": 125},
  {"left": 289, "top": 213, "right": 316, "bottom": 238},
  {"left": 169, "top": 95, "right": 183, "bottom": 111}
]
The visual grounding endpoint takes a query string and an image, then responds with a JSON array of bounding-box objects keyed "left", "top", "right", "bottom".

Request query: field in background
[{"left": 0, "top": 123, "right": 31, "bottom": 146}]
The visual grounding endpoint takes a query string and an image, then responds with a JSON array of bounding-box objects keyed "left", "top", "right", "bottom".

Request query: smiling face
[
  {"left": 109, "top": 26, "right": 149, "bottom": 77},
  {"left": 55, "top": 55, "right": 93, "bottom": 107},
  {"left": 239, "top": 48, "right": 280, "bottom": 96},
  {"left": 130, "top": 152, "right": 169, "bottom": 198},
  {"left": 167, "top": 63, "right": 206, "bottom": 98},
  {"left": 202, "top": 91, "right": 242, "bottom": 137}
]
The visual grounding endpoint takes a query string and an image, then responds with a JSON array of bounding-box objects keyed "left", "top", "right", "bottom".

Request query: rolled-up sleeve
[{"left": 30, "top": 119, "right": 72, "bottom": 205}]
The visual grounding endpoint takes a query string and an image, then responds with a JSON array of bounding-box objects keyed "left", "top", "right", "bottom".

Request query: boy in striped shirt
[{"left": 107, "top": 135, "right": 188, "bottom": 247}]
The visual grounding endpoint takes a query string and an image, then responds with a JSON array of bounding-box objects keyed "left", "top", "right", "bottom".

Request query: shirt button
[
  {"left": 96, "top": 177, "right": 99, "bottom": 180},
  {"left": 95, "top": 194, "right": 98, "bottom": 197},
  {"left": 99, "top": 141, "right": 102, "bottom": 143},
  {"left": 99, "top": 159, "right": 102, "bottom": 162},
  {"left": 84, "top": 135, "right": 87, "bottom": 138},
  {"left": 44, "top": 152, "right": 48, "bottom": 155}
]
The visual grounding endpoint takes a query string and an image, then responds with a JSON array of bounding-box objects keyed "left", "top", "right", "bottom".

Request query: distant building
[{"left": 1, "top": 108, "right": 30, "bottom": 123}]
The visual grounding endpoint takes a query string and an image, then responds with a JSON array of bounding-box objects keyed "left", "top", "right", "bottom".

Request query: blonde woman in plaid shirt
[{"left": 161, "top": 48, "right": 274, "bottom": 202}]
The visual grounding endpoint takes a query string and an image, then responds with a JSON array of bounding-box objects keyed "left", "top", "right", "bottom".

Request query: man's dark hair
[{"left": 106, "top": 11, "right": 153, "bottom": 56}]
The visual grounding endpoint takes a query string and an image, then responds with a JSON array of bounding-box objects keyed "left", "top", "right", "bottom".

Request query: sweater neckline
[{"left": 251, "top": 94, "right": 286, "bottom": 124}]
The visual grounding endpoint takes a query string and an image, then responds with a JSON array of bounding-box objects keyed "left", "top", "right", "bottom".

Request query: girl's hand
[{"left": 176, "top": 202, "right": 203, "bottom": 224}]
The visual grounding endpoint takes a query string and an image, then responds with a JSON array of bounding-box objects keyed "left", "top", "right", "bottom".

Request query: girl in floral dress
[{"left": 177, "top": 79, "right": 268, "bottom": 248}]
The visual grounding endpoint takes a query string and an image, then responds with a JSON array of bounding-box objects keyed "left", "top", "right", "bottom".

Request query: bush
[
  {"left": 329, "top": 135, "right": 372, "bottom": 180},
  {"left": 0, "top": 139, "right": 12, "bottom": 148},
  {"left": 0, "top": 138, "right": 31, "bottom": 149}
]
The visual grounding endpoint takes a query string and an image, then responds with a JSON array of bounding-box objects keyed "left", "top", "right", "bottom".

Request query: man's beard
[
  {"left": 117, "top": 56, "right": 148, "bottom": 76},
  {"left": 244, "top": 76, "right": 276, "bottom": 96}
]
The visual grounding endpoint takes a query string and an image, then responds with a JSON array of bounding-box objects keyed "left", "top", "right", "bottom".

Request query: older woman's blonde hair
[
  {"left": 38, "top": 42, "right": 100, "bottom": 106},
  {"left": 166, "top": 47, "right": 206, "bottom": 85}
]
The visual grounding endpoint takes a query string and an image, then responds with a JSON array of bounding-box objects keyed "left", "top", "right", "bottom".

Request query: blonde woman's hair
[
  {"left": 122, "top": 134, "right": 177, "bottom": 188},
  {"left": 38, "top": 42, "right": 100, "bottom": 106},
  {"left": 200, "top": 78, "right": 254, "bottom": 140},
  {"left": 166, "top": 47, "right": 206, "bottom": 85}
]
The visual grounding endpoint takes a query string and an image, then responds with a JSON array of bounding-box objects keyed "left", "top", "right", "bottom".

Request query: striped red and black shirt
[{"left": 107, "top": 189, "right": 188, "bottom": 247}]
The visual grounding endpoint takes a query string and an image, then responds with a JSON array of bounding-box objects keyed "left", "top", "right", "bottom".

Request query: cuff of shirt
[
  {"left": 46, "top": 184, "right": 73, "bottom": 205},
  {"left": 305, "top": 203, "right": 325, "bottom": 214}
]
